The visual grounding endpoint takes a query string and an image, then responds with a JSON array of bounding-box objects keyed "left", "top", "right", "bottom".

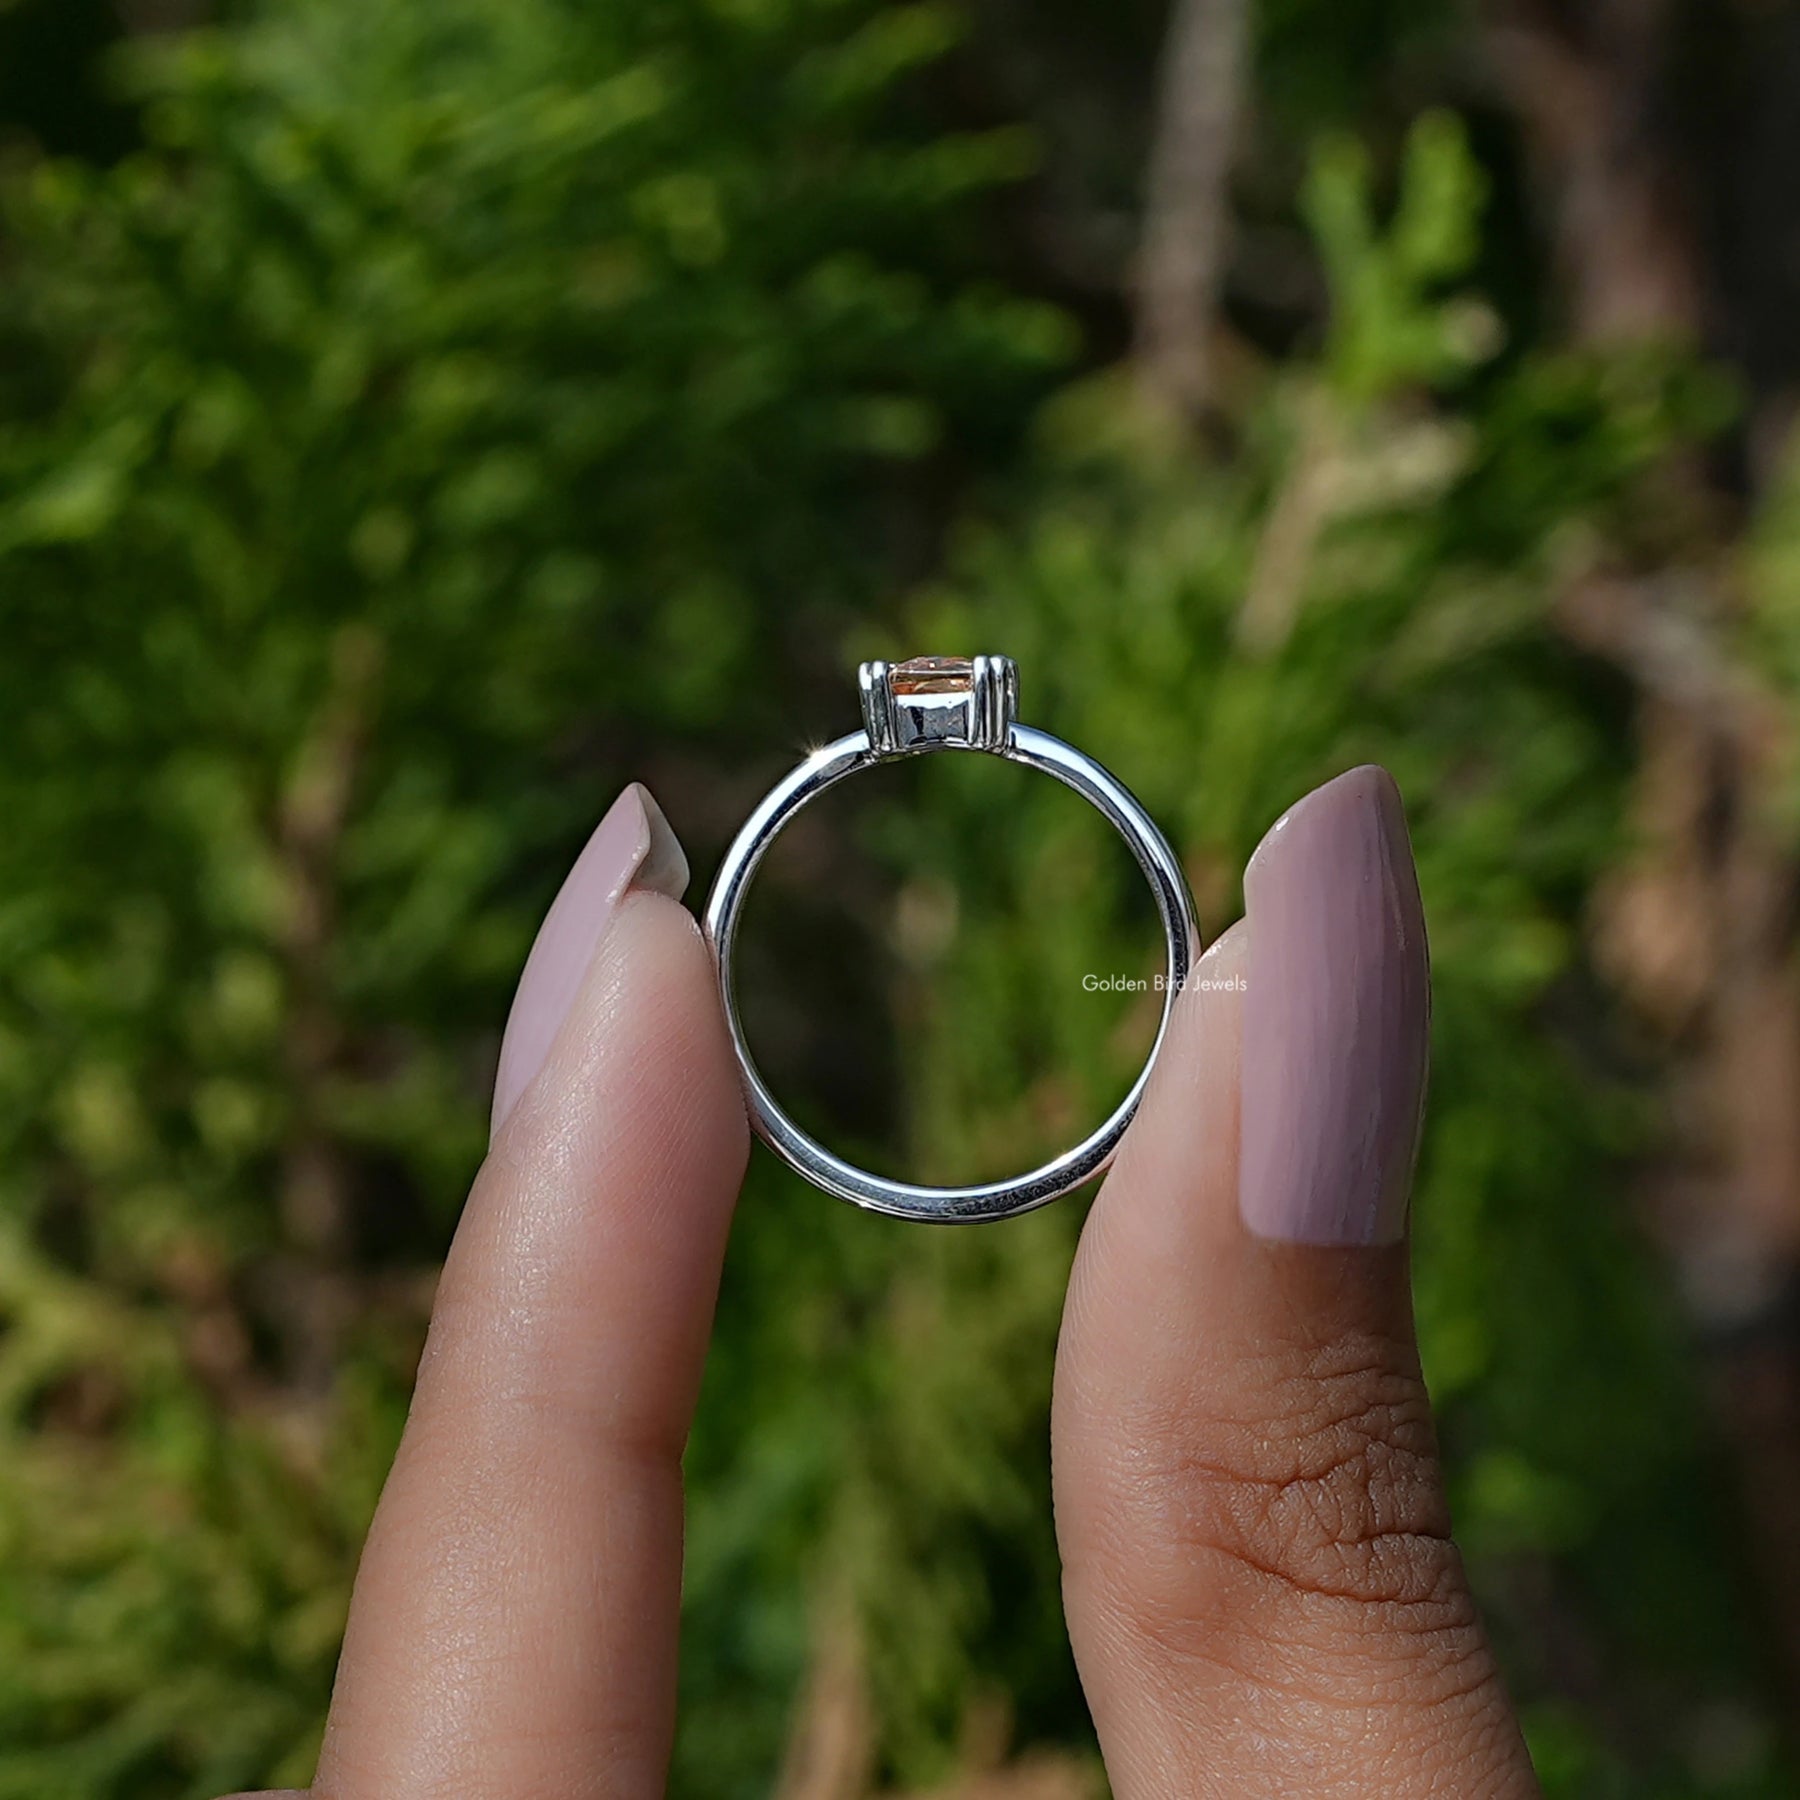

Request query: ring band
[{"left": 703, "top": 655, "right": 1200, "bottom": 1223}]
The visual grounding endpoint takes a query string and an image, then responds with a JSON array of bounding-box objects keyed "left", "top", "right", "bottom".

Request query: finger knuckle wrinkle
[{"left": 1118, "top": 1345, "right": 1472, "bottom": 1647}]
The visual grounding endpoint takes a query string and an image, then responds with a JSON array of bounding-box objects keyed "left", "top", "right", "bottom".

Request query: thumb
[{"left": 1053, "top": 767, "right": 1537, "bottom": 1798}]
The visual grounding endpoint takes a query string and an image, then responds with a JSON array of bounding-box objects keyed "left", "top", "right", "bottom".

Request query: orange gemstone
[{"left": 890, "top": 656, "right": 974, "bottom": 696}]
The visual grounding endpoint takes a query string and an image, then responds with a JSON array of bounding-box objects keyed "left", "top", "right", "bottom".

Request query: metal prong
[
  {"left": 971, "top": 654, "right": 1017, "bottom": 751},
  {"left": 858, "top": 660, "right": 896, "bottom": 754}
]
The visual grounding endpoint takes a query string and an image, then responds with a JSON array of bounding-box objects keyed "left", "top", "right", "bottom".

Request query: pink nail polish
[
  {"left": 1239, "top": 766, "right": 1430, "bottom": 1245},
  {"left": 489, "top": 784, "right": 689, "bottom": 1136}
]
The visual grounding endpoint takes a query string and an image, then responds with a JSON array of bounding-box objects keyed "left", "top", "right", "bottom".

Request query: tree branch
[{"left": 1134, "top": 0, "right": 1250, "bottom": 415}]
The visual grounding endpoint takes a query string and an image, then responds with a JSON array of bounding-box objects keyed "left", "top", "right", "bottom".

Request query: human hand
[{"left": 224, "top": 766, "right": 1539, "bottom": 1799}]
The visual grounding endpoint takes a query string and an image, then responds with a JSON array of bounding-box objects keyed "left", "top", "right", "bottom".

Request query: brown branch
[
  {"left": 1557, "top": 565, "right": 1800, "bottom": 1720},
  {"left": 1134, "top": 0, "right": 1250, "bottom": 416},
  {"left": 271, "top": 620, "right": 384, "bottom": 1394},
  {"left": 1552, "top": 569, "right": 1783, "bottom": 752},
  {"left": 1482, "top": 0, "right": 1701, "bottom": 343},
  {"left": 773, "top": 1591, "right": 1098, "bottom": 1800},
  {"left": 1235, "top": 388, "right": 1339, "bottom": 654},
  {"left": 774, "top": 1589, "right": 874, "bottom": 1800}
]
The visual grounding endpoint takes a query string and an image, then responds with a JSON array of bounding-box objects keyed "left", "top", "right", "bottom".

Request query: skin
[{"left": 222, "top": 824, "right": 1541, "bottom": 1799}]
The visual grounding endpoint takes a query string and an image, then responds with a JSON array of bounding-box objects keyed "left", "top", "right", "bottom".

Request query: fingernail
[
  {"left": 490, "top": 783, "right": 689, "bottom": 1136},
  {"left": 1239, "top": 766, "right": 1429, "bottom": 1245}
]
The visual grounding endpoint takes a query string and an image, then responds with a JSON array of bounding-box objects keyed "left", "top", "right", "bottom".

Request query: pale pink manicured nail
[
  {"left": 490, "top": 783, "right": 689, "bottom": 1136},
  {"left": 1240, "top": 766, "right": 1430, "bottom": 1245}
]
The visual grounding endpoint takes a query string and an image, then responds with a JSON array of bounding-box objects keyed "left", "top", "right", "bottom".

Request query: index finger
[{"left": 314, "top": 787, "right": 747, "bottom": 1800}]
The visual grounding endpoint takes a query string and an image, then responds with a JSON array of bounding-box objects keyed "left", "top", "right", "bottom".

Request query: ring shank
[{"left": 702, "top": 725, "right": 1200, "bottom": 1223}]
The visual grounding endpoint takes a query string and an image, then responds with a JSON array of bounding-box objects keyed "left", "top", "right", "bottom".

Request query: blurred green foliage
[
  {"left": 0, "top": 2, "right": 1793, "bottom": 1798},
  {"left": 0, "top": 0, "right": 1067, "bottom": 1791},
  {"left": 901, "top": 116, "right": 1780, "bottom": 1797}
]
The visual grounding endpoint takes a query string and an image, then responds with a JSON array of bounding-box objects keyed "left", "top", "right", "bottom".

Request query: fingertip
[
  {"left": 1086, "top": 913, "right": 1247, "bottom": 1250},
  {"left": 490, "top": 885, "right": 748, "bottom": 1188},
  {"left": 1243, "top": 763, "right": 1404, "bottom": 886},
  {"left": 491, "top": 782, "right": 692, "bottom": 1136},
  {"left": 1193, "top": 914, "right": 1248, "bottom": 981},
  {"left": 1057, "top": 917, "right": 1249, "bottom": 1438}
]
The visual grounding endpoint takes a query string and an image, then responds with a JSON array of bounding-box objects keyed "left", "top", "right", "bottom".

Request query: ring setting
[
  {"left": 703, "top": 655, "right": 1200, "bottom": 1224},
  {"left": 859, "top": 654, "right": 1018, "bottom": 753}
]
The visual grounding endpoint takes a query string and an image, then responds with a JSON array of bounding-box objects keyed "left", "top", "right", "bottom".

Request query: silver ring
[{"left": 703, "top": 655, "right": 1199, "bottom": 1224}]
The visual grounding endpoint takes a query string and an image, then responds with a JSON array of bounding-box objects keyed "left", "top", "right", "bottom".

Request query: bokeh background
[{"left": 4, "top": 0, "right": 1800, "bottom": 1793}]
